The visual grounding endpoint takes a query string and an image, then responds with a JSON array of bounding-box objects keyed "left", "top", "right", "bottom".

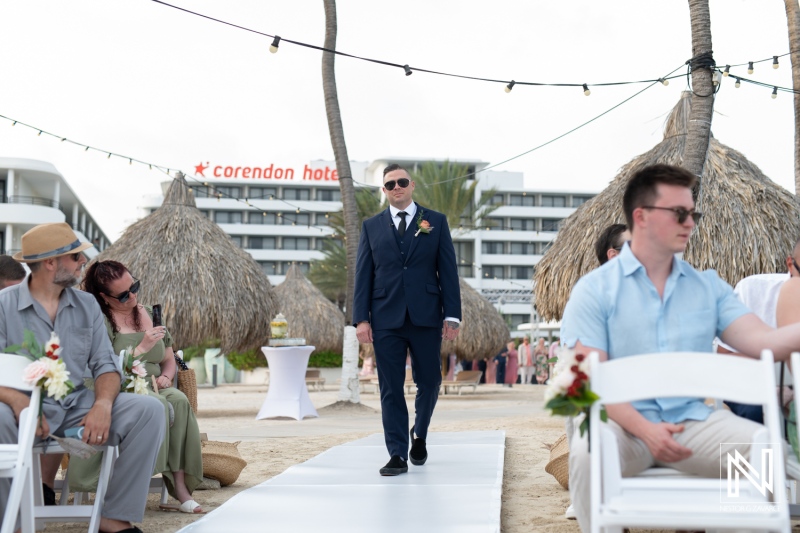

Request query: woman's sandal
[{"left": 159, "top": 499, "right": 205, "bottom": 514}]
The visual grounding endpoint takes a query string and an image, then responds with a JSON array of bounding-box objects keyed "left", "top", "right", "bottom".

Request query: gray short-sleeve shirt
[{"left": 0, "top": 275, "right": 121, "bottom": 409}]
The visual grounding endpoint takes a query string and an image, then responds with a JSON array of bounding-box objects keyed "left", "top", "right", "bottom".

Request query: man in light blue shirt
[{"left": 562, "top": 164, "right": 800, "bottom": 532}]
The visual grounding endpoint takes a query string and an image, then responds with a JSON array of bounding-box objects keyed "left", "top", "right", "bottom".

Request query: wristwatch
[{"left": 445, "top": 320, "right": 460, "bottom": 329}]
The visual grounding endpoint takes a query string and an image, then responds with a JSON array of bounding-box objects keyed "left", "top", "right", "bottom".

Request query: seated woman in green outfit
[{"left": 71, "top": 259, "right": 205, "bottom": 514}]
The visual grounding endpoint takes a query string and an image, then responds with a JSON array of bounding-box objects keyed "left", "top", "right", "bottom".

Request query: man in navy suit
[{"left": 354, "top": 163, "right": 461, "bottom": 476}]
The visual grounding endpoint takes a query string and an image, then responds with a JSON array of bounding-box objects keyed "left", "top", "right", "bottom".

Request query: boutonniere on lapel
[{"left": 415, "top": 210, "right": 434, "bottom": 237}]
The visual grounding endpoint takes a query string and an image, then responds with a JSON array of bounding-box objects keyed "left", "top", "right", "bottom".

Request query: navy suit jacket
[{"left": 353, "top": 203, "right": 461, "bottom": 330}]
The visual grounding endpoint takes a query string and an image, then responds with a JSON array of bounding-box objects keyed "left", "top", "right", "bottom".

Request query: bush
[
  {"left": 179, "top": 339, "right": 221, "bottom": 362},
  {"left": 308, "top": 350, "right": 342, "bottom": 368},
  {"left": 225, "top": 349, "right": 267, "bottom": 371},
  {"left": 219, "top": 348, "right": 342, "bottom": 370}
]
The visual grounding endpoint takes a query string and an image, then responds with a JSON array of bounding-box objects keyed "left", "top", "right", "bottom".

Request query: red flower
[
  {"left": 575, "top": 353, "right": 585, "bottom": 362},
  {"left": 45, "top": 344, "right": 60, "bottom": 360}
]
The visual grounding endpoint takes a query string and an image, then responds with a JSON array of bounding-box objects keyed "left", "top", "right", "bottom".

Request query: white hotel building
[
  {"left": 0, "top": 158, "right": 109, "bottom": 260},
  {"left": 141, "top": 158, "right": 598, "bottom": 330}
]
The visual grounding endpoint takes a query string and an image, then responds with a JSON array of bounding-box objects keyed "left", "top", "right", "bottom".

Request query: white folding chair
[
  {"left": 589, "top": 350, "right": 790, "bottom": 533},
  {"left": 31, "top": 355, "right": 124, "bottom": 533},
  {"left": 0, "top": 353, "right": 41, "bottom": 533}
]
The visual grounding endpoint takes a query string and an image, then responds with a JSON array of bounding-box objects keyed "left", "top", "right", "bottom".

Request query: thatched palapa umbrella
[
  {"left": 95, "top": 173, "right": 278, "bottom": 353},
  {"left": 534, "top": 91, "right": 800, "bottom": 321},
  {"left": 440, "top": 278, "right": 509, "bottom": 361},
  {"left": 274, "top": 263, "right": 345, "bottom": 353}
]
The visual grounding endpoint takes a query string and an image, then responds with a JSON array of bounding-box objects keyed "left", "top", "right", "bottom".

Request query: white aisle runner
[{"left": 178, "top": 430, "right": 505, "bottom": 533}]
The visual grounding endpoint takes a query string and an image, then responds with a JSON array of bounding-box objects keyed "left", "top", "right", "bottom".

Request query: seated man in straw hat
[{"left": 0, "top": 222, "right": 165, "bottom": 533}]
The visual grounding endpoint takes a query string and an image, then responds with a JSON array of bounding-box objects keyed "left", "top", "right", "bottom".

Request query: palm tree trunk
[
  {"left": 684, "top": 0, "right": 715, "bottom": 199},
  {"left": 785, "top": 0, "right": 800, "bottom": 193},
  {"left": 322, "top": 0, "right": 358, "bottom": 325}
]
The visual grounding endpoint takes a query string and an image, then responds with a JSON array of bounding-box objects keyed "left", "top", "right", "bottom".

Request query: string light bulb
[
  {"left": 747, "top": 61, "right": 754, "bottom": 74},
  {"left": 658, "top": 78, "right": 669, "bottom": 86},
  {"left": 85, "top": 146, "right": 89, "bottom": 151},
  {"left": 723, "top": 65, "right": 730, "bottom": 77},
  {"left": 712, "top": 71, "right": 721, "bottom": 86},
  {"left": 772, "top": 86, "right": 778, "bottom": 99},
  {"left": 269, "top": 36, "right": 281, "bottom": 53},
  {"left": 11, "top": 121, "right": 16, "bottom": 126},
  {"left": 107, "top": 153, "right": 111, "bottom": 159},
  {"left": 403, "top": 64, "right": 412, "bottom": 76},
  {"left": 582, "top": 83, "right": 591, "bottom": 96},
  {"left": 773, "top": 56, "right": 779, "bottom": 69},
  {"left": 60, "top": 137, "right": 66, "bottom": 142},
  {"left": 734, "top": 77, "right": 741, "bottom": 88},
  {"left": 505, "top": 80, "right": 515, "bottom": 93},
  {"left": 37, "top": 130, "right": 42, "bottom": 136}
]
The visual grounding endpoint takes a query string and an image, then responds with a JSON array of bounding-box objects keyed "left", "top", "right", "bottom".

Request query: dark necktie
[{"left": 397, "top": 211, "right": 408, "bottom": 237}]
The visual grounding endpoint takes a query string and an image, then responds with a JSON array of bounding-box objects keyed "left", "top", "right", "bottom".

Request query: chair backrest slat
[
  {"left": 0, "top": 353, "right": 37, "bottom": 392},
  {"left": 593, "top": 351, "right": 775, "bottom": 406}
]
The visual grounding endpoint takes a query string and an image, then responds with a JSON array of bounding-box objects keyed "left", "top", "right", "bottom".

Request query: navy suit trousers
[{"left": 373, "top": 313, "right": 442, "bottom": 459}]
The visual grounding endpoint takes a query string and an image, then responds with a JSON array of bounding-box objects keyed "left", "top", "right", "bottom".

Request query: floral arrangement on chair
[
  {"left": 5, "top": 330, "right": 74, "bottom": 435},
  {"left": 120, "top": 347, "right": 149, "bottom": 395},
  {"left": 544, "top": 346, "right": 605, "bottom": 437},
  {"left": 8, "top": 330, "right": 74, "bottom": 401}
]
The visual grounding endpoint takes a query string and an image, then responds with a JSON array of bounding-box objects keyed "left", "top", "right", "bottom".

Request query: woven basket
[
  {"left": 202, "top": 440, "right": 247, "bottom": 486},
  {"left": 177, "top": 368, "right": 198, "bottom": 414},
  {"left": 544, "top": 433, "right": 570, "bottom": 490}
]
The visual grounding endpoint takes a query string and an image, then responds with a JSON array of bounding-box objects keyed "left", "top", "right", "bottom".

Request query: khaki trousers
[{"left": 568, "top": 409, "right": 765, "bottom": 532}]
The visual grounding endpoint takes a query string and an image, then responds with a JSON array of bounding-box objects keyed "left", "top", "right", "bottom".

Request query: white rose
[{"left": 133, "top": 376, "right": 149, "bottom": 395}]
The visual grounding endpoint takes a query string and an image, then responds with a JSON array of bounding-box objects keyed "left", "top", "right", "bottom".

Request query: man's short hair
[
  {"left": 382, "top": 163, "right": 409, "bottom": 178},
  {"left": 622, "top": 164, "right": 697, "bottom": 231},
  {"left": 595, "top": 224, "right": 628, "bottom": 265},
  {"left": 0, "top": 255, "right": 25, "bottom": 283}
]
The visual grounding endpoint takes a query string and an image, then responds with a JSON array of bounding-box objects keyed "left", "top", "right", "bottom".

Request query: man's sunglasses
[
  {"left": 383, "top": 178, "right": 410, "bottom": 191},
  {"left": 641, "top": 206, "right": 703, "bottom": 224},
  {"left": 792, "top": 257, "right": 800, "bottom": 274},
  {"left": 105, "top": 279, "right": 141, "bottom": 303}
]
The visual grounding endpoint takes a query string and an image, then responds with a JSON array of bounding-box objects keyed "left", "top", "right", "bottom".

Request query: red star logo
[{"left": 195, "top": 162, "right": 209, "bottom": 177}]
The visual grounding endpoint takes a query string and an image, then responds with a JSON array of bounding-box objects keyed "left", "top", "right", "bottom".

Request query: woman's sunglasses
[
  {"left": 105, "top": 279, "right": 141, "bottom": 303},
  {"left": 383, "top": 178, "right": 410, "bottom": 191}
]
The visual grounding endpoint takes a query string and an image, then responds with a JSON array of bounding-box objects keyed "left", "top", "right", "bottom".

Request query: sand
[{"left": 43, "top": 383, "right": 615, "bottom": 532}]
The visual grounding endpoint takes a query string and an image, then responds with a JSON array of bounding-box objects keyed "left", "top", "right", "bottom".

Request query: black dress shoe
[
  {"left": 380, "top": 455, "right": 408, "bottom": 476},
  {"left": 409, "top": 427, "right": 428, "bottom": 466}
]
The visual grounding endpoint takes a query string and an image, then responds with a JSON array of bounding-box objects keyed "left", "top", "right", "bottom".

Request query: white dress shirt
[{"left": 389, "top": 203, "right": 417, "bottom": 231}]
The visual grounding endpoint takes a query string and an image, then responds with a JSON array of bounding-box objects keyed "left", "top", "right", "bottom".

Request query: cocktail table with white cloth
[{"left": 256, "top": 345, "right": 319, "bottom": 420}]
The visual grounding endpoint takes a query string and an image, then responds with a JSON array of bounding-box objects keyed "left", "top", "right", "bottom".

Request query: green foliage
[
  {"left": 225, "top": 348, "right": 267, "bottom": 371},
  {"left": 309, "top": 188, "right": 386, "bottom": 307},
  {"left": 180, "top": 338, "right": 221, "bottom": 362},
  {"left": 308, "top": 350, "right": 343, "bottom": 368},
  {"left": 222, "top": 349, "right": 342, "bottom": 370},
  {"left": 308, "top": 240, "right": 347, "bottom": 305},
  {"left": 410, "top": 160, "right": 498, "bottom": 232}
]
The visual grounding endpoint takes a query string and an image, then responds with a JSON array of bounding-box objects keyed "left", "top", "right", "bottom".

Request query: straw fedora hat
[{"left": 13, "top": 222, "right": 93, "bottom": 263}]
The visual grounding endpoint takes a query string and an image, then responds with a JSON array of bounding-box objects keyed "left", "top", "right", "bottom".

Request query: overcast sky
[{"left": 0, "top": 0, "right": 793, "bottom": 240}]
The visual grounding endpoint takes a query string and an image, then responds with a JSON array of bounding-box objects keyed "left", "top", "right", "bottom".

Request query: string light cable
[
  {"left": 415, "top": 61, "right": 689, "bottom": 187},
  {"left": 0, "top": 113, "right": 518, "bottom": 234},
  {"left": 148, "top": 0, "right": 718, "bottom": 93}
]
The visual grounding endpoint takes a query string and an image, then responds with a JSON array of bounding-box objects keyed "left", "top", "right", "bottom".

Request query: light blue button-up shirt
[{"left": 561, "top": 243, "right": 751, "bottom": 423}]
